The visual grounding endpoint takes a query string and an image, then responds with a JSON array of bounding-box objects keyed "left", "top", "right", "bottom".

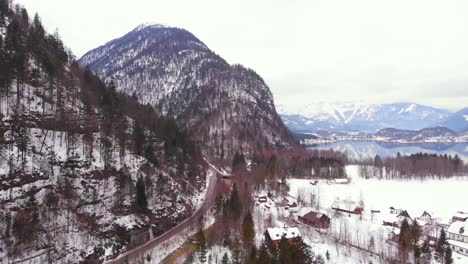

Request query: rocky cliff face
[{"left": 80, "top": 24, "right": 293, "bottom": 159}]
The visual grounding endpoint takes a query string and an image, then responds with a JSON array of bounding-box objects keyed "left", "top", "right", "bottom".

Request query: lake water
[{"left": 309, "top": 140, "right": 468, "bottom": 161}]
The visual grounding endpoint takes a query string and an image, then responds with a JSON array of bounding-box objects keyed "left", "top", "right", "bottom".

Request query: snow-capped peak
[{"left": 133, "top": 22, "right": 170, "bottom": 31}]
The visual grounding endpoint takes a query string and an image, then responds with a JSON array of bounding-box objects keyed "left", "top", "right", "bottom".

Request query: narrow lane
[{"left": 105, "top": 168, "right": 218, "bottom": 264}]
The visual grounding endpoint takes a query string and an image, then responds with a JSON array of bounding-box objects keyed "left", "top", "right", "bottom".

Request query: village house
[
  {"left": 298, "top": 211, "right": 331, "bottom": 229},
  {"left": 382, "top": 210, "right": 413, "bottom": 227},
  {"left": 331, "top": 200, "right": 364, "bottom": 215},
  {"left": 333, "top": 178, "right": 350, "bottom": 184},
  {"left": 265, "top": 227, "right": 301, "bottom": 245},
  {"left": 258, "top": 195, "right": 267, "bottom": 203},
  {"left": 276, "top": 197, "right": 297, "bottom": 208},
  {"left": 389, "top": 207, "right": 404, "bottom": 215},
  {"left": 276, "top": 197, "right": 289, "bottom": 207},
  {"left": 288, "top": 200, "right": 298, "bottom": 208},
  {"left": 397, "top": 210, "right": 413, "bottom": 224},
  {"left": 417, "top": 211, "right": 432, "bottom": 223},
  {"left": 447, "top": 221, "right": 468, "bottom": 256},
  {"left": 452, "top": 212, "right": 468, "bottom": 223}
]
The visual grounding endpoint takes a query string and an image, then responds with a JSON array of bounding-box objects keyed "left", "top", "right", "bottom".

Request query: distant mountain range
[
  {"left": 277, "top": 102, "right": 467, "bottom": 133},
  {"left": 375, "top": 127, "right": 457, "bottom": 141}
]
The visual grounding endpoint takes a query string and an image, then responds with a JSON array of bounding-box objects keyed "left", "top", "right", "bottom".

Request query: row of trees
[
  {"left": 245, "top": 148, "right": 347, "bottom": 186},
  {"left": 359, "top": 153, "right": 467, "bottom": 179}
]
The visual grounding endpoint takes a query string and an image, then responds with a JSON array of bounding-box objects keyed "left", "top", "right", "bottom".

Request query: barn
[{"left": 298, "top": 211, "right": 331, "bottom": 229}]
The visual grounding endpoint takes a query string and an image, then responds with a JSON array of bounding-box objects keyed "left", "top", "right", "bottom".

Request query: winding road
[{"left": 105, "top": 168, "right": 218, "bottom": 264}]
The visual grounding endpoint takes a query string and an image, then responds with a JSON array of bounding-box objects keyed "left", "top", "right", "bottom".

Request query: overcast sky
[{"left": 17, "top": 0, "right": 468, "bottom": 111}]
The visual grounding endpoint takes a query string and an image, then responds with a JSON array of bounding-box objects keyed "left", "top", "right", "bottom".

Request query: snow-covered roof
[
  {"left": 448, "top": 221, "right": 468, "bottom": 236},
  {"left": 266, "top": 227, "right": 301, "bottom": 241},
  {"left": 333, "top": 178, "right": 349, "bottom": 183},
  {"left": 398, "top": 210, "right": 412, "bottom": 219},
  {"left": 453, "top": 212, "right": 468, "bottom": 219},
  {"left": 448, "top": 239, "right": 468, "bottom": 250},
  {"left": 421, "top": 211, "right": 432, "bottom": 217}
]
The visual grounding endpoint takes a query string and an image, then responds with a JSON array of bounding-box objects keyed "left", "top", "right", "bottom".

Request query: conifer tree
[
  {"left": 247, "top": 245, "right": 257, "bottom": 264},
  {"left": 435, "top": 229, "right": 448, "bottom": 263},
  {"left": 133, "top": 120, "right": 145, "bottom": 156},
  {"left": 135, "top": 176, "right": 148, "bottom": 212},
  {"left": 198, "top": 227, "right": 207, "bottom": 263},
  {"left": 26, "top": 193, "right": 39, "bottom": 235},
  {"left": 221, "top": 253, "right": 230, "bottom": 264},
  {"left": 242, "top": 210, "right": 255, "bottom": 246},
  {"left": 444, "top": 247, "right": 453, "bottom": 264},
  {"left": 229, "top": 183, "right": 241, "bottom": 219}
]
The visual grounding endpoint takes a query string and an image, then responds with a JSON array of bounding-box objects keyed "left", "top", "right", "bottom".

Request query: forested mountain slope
[
  {"left": 80, "top": 24, "right": 293, "bottom": 160},
  {"left": 0, "top": 3, "right": 207, "bottom": 263}
]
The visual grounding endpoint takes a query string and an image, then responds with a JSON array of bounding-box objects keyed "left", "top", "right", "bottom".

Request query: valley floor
[{"left": 250, "top": 165, "right": 468, "bottom": 264}]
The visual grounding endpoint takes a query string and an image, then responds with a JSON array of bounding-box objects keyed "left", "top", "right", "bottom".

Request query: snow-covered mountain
[
  {"left": 277, "top": 102, "right": 453, "bottom": 132},
  {"left": 440, "top": 107, "right": 468, "bottom": 132},
  {"left": 80, "top": 24, "right": 293, "bottom": 159}
]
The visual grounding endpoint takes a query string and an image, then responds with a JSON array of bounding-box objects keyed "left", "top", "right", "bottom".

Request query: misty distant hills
[{"left": 440, "top": 107, "right": 468, "bottom": 132}]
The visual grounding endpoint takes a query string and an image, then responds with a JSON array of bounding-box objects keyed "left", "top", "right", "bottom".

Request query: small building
[
  {"left": 389, "top": 207, "right": 404, "bottom": 215},
  {"left": 382, "top": 215, "right": 399, "bottom": 227},
  {"left": 331, "top": 201, "right": 363, "bottom": 215},
  {"left": 417, "top": 211, "right": 433, "bottom": 224},
  {"left": 258, "top": 195, "right": 267, "bottom": 203},
  {"left": 452, "top": 212, "right": 468, "bottom": 223},
  {"left": 265, "top": 227, "right": 301, "bottom": 245},
  {"left": 277, "top": 197, "right": 292, "bottom": 208},
  {"left": 333, "top": 178, "right": 350, "bottom": 184},
  {"left": 299, "top": 211, "right": 331, "bottom": 229},
  {"left": 447, "top": 221, "right": 468, "bottom": 256},
  {"left": 397, "top": 210, "right": 413, "bottom": 224},
  {"left": 419, "top": 211, "right": 432, "bottom": 221}
]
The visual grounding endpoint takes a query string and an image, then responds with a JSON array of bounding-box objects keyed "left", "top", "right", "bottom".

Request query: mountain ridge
[{"left": 80, "top": 24, "right": 293, "bottom": 159}]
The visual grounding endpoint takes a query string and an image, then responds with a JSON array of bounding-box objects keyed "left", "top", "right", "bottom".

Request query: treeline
[
  {"left": 359, "top": 153, "right": 467, "bottom": 179},
  {"left": 245, "top": 147, "right": 347, "bottom": 183}
]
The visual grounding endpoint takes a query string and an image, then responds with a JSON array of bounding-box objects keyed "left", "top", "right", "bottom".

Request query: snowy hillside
[
  {"left": 277, "top": 102, "right": 453, "bottom": 132},
  {"left": 0, "top": 6, "right": 207, "bottom": 263},
  {"left": 80, "top": 24, "right": 293, "bottom": 159}
]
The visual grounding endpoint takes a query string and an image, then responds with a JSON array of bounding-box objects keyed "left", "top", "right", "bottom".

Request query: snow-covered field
[
  {"left": 252, "top": 165, "right": 468, "bottom": 263},
  {"left": 289, "top": 165, "right": 468, "bottom": 224},
  {"left": 290, "top": 166, "right": 468, "bottom": 263}
]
